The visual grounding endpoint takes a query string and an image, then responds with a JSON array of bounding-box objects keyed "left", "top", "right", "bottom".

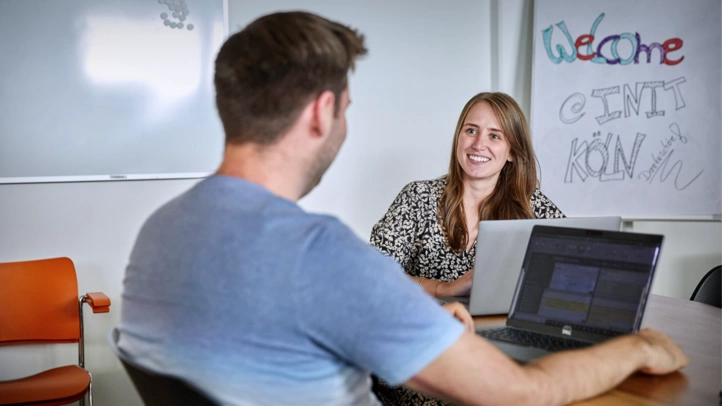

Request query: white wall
[
  {"left": 627, "top": 220, "right": 721, "bottom": 298},
  {"left": 0, "top": 1, "right": 719, "bottom": 405},
  {"left": 0, "top": 180, "right": 199, "bottom": 404}
]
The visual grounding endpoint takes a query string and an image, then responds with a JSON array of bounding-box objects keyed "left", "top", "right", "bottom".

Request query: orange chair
[{"left": 0, "top": 257, "right": 111, "bottom": 406}]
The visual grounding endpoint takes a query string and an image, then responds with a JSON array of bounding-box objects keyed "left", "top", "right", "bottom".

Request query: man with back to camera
[{"left": 118, "top": 11, "right": 688, "bottom": 406}]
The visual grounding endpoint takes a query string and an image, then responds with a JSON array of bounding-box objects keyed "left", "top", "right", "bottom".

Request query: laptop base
[{"left": 482, "top": 337, "right": 551, "bottom": 363}]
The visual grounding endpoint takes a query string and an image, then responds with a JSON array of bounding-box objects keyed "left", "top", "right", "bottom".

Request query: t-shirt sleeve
[
  {"left": 369, "top": 183, "right": 424, "bottom": 274},
  {"left": 295, "top": 218, "right": 464, "bottom": 386}
]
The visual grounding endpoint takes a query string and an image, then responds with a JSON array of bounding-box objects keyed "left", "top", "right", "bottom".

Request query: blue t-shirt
[{"left": 119, "top": 175, "right": 464, "bottom": 406}]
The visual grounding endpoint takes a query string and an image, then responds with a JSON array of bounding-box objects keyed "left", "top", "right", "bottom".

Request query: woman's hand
[
  {"left": 442, "top": 302, "right": 474, "bottom": 332},
  {"left": 436, "top": 269, "right": 474, "bottom": 297}
]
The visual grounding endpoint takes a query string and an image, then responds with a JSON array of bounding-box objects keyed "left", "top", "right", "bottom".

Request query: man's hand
[
  {"left": 437, "top": 269, "right": 474, "bottom": 297},
  {"left": 636, "top": 328, "right": 689, "bottom": 374},
  {"left": 406, "top": 326, "right": 690, "bottom": 406},
  {"left": 442, "top": 302, "right": 474, "bottom": 332}
]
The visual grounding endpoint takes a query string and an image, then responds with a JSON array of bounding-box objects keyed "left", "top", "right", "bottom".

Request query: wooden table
[{"left": 473, "top": 294, "right": 721, "bottom": 405}]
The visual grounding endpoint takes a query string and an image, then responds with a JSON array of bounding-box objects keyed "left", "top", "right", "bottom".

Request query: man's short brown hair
[{"left": 214, "top": 11, "right": 367, "bottom": 145}]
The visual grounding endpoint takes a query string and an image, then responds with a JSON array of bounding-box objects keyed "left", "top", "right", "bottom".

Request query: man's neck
[{"left": 216, "top": 142, "right": 304, "bottom": 201}]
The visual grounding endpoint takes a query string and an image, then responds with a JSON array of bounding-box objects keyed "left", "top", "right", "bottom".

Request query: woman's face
[{"left": 455, "top": 101, "right": 513, "bottom": 185}]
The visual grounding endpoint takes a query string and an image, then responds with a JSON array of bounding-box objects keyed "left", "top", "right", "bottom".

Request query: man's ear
[{"left": 311, "top": 90, "right": 336, "bottom": 138}]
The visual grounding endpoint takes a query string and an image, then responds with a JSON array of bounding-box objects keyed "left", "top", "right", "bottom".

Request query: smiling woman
[
  {"left": 455, "top": 102, "right": 514, "bottom": 186},
  {"left": 368, "top": 92, "right": 565, "bottom": 406}
]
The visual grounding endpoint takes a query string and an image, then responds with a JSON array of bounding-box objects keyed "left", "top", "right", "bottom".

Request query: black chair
[
  {"left": 690, "top": 265, "right": 721, "bottom": 308},
  {"left": 109, "top": 329, "right": 218, "bottom": 406}
]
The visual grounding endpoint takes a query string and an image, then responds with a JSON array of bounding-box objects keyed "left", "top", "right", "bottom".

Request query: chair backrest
[
  {"left": 120, "top": 360, "right": 219, "bottom": 406},
  {"left": 690, "top": 265, "right": 721, "bottom": 308},
  {"left": 0, "top": 257, "right": 80, "bottom": 345},
  {"left": 109, "top": 329, "right": 218, "bottom": 406}
]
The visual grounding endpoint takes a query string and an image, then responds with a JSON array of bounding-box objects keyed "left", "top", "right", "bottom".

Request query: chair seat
[{"left": 0, "top": 365, "right": 90, "bottom": 405}]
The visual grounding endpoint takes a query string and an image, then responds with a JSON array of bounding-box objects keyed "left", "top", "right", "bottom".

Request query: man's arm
[{"left": 405, "top": 328, "right": 688, "bottom": 406}]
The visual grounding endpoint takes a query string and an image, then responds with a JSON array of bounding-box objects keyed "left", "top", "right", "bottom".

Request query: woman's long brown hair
[{"left": 439, "top": 92, "right": 537, "bottom": 252}]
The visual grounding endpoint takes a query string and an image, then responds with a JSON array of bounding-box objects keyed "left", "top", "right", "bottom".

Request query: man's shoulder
[
  {"left": 299, "top": 214, "right": 368, "bottom": 253},
  {"left": 297, "top": 216, "right": 399, "bottom": 277},
  {"left": 136, "top": 176, "right": 321, "bottom": 253},
  {"left": 163, "top": 175, "right": 300, "bottom": 217}
]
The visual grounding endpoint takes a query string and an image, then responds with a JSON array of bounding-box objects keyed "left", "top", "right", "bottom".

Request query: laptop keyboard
[{"left": 478, "top": 328, "right": 592, "bottom": 352}]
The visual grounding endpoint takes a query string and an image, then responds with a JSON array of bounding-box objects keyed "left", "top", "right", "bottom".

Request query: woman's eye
[
  {"left": 491, "top": 134, "right": 500, "bottom": 140},
  {"left": 466, "top": 128, "right": 477, "bottom": 135}
]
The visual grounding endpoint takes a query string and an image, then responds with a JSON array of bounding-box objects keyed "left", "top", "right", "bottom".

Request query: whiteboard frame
[
  {"left": 620, "top": 215, "right": 721, "bottom": 222},
  {"left": 0, "top": 0, "right": 229, "bottom": 185},
  {"left": 0, "top": 172, "right": 212, "bottom": 184}
]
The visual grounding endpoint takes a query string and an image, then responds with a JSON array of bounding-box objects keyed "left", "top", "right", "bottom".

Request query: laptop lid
[
  {"left": 468, "top": 216, "right": 622, "bottom": 316},
  {"left": 505, "top": 225, "right": 663, "bottom": 343}
]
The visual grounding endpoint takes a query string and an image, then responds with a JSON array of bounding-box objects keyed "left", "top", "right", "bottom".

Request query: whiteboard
[
  {"left": 0, "top": 0, "right": 227, "bottom": 183},
  {"left": 531, "top": 0, "right": 721, "bottom": 217}
]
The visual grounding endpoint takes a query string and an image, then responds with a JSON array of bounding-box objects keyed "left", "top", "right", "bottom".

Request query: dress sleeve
[
  {"left": 531, "top": 188, "right": 566, "bottom": 219},
  {"left": 369, "top": 183, "right": 424, "bottom": 274}
]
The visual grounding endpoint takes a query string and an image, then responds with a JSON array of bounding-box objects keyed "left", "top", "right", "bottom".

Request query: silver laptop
[
  {"left": 476, "top": 225, "right": 663, "bottom": 363},
  {"left": 467, "top": 216, "right": 622, "bottom": 315},
  {"left": 438, "top": 217, "right": 622, "bottom": 315}
]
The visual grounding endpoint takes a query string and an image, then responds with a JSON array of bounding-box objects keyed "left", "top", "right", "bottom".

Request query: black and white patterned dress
[{"left": 369, "top": 176, "right": 564, "bottom": 406}]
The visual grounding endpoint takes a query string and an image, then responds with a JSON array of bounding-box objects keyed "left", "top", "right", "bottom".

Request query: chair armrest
[{"left": 84, "top": 292, "right": 111, "bottom": 313}]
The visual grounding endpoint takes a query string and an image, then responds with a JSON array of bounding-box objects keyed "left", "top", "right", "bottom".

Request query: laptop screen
[{"left": 508, "top": 225, "right": 663, "bottom": 337}]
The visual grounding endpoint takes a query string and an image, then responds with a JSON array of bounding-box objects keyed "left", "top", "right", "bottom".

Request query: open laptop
[
  {"left": 439, "top": 216, "right": 622, "bottom": 315},
  {"left": 476, "top": 225, "right": 663, "bottom": 363}
]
